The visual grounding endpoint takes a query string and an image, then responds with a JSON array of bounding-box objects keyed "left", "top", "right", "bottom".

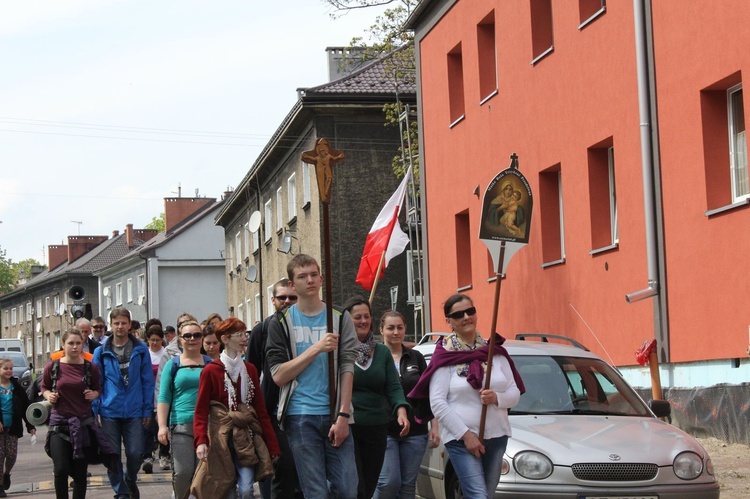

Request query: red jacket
[{"left": 193, "top": 359, "right": 281, "bottom": 456}]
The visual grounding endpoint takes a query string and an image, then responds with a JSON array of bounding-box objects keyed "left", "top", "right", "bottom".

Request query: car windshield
[
  {"left": 3, "top": 353, "right": 27, "bottom": 368},
  {"left": 510, "top": 355, "right": 650, "bottom": 417}
]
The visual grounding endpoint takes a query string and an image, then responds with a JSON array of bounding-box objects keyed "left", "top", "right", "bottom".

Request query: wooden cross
[{"left": 301, "top": 138, "right": 345, "bottom": 204}]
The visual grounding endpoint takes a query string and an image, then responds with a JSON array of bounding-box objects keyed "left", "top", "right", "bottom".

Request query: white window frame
[
  {"left": 127, "top": 278, "right": 133, "bottom": 303},
  {"left": 137, "top": 274, "right": 145, "bottom": 302},
  {"left": 45, "top": 297, "right": 50, "bottom": 317},
  {"left": 237, "top": 303, "right": 244, "bottom": 324},
  {"left": 246, "top": 298, "right": 253, "bottom": 326},
  {"left": 608, "top": 147, "right": 619, "bottom": 244},
  {"left": 728, "top": 83, "right": 749, "bottom": 202},
  {"left": 254, "top": 293, "right": 262, "bottom": 324},
  {"left": 115, "top": 282, "right": 123, "bottom": 306},
  {"left": 406, "top": 250, "right": 423, "bottom": 305},
  {"left": 54, "top": 333, "right": 61, "bottom": 351},
  {"left": 235, "top": 231, "right": 242, "bottom": 269},
  {"left": 302, "top": 163, "right": 312, "bottom": 207},
  {"left": 244, "top": 223, "right": 251, "bottom": 261},
  {"left": 53, "top": 295, "right": 60, "bottom": 315},
  {"left": 276, "top": 187, "right": 284, "bottom": 231},
  {"left": 26, "top": 302, "right": 32, "bottom": 322},
  {"left": 264, "top": 199, "right": 273, "bottom": 243},
  {"left": 3, "top": 310, "right": 8, "bottom": 329},
  {"left": 252, "top": 227, "right": 260, "bottom": 252},
  {"left": 287, "top": 172, "right": 298, "bottom": 220},
  {"left": 18, "top": 304, "right": 23, "bottom": 324},
  {"left": 26, "top": 338, "right": 32, "bottom": 357},
  {"left": 36, "top": 300, "right": 42, "bottom": 319},
  {"left": 266, "top": 284, "right": 275, "bottom": 316},
  {"left": 10, "top": 308, "right": 16, "bottom": 326}
]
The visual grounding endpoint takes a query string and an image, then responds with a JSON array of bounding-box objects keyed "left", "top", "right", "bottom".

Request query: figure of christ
[{"left": 301, "top": 138, "right": 345, "bottom": 204}]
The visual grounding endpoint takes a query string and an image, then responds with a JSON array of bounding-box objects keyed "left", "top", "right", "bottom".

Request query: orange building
[{"left": 408, "top": 0, "right": 750, "bottom": 389}]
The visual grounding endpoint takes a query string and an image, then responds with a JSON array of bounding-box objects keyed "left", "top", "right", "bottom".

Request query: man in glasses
[
  {"left": 91, "top": 316, "right": 108, "bottom": 341},
  {"left": 75, "top": 317, "right": 101, "bottom": 355},
  {"left": 247, "top": 278, "right": 302, "bottom": 499}
]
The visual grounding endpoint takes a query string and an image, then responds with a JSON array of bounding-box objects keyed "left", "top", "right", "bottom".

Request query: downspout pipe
[{"left": 626, "top": 0, "right": 659, "bottom": 304}]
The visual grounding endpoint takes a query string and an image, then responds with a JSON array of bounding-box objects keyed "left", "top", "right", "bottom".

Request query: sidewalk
[{"left": 7, "top": 425, "right": 174, "bottom": 498}]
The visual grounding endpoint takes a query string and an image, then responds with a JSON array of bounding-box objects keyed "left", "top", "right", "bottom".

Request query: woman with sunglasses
[
  {"left": 192, "top": 318, "right": 280, "bottom": 499},
  {"left": 156, "top": 320, "right": 212, "bottom": 499},
  {"left": 410, "top": 294, "right": 523, "bottom": 498}
]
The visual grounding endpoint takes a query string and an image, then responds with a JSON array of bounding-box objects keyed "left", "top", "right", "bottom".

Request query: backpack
[{"left": 168, "top": 355, "right": 214, "bottom": 392}]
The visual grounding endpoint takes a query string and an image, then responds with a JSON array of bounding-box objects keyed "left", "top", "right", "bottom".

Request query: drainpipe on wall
[{"left": 626, "top": 0, "right": 659, "bottom": 304}]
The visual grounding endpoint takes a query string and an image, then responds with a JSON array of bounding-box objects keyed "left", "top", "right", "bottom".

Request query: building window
[
  {"left": 276, "top": 187, "right": 284, "bottom": 231},
  {"left": 700, "top": 73, "right": 749, "bottom": 212},
  {"left": 45, "top": 297, "right": 50, "bottom": 317},
  {"left": 54, "top": 333, "right": 61, "bottom": 351},
  {"left": 530, "top": 0, "right": 554, "bottom": 64},
  {"left": 447, "top": 43, "right": 466, "bottom": 126},
  {"left": 302, "top": 163, "right": 312, "bottom": 208},
  {"left": 227, "top": 239, "right": 234, "bottom": 271},
  {"left": 455, "top": 211, "right": 472, "bottom": 289},
  {"left": 137, "top": 274, "right": 145, "bottom": 303},
  {"left": 266, "top": 284, "right": 275, "bottom": 316},
  {"left": 53, "top": 295, "right": 60, "bottom": 315},
  {"left": 10, "top": 308, "right": 16, "bottom": 326},
  {"left": 588, "top": 139, "right": 618, "bottom": 251},
  {"left": 237, "top": 303, "right": 244, "bottom": 324},
  {"left": 36, "top": 300, "right": 42, "bottom": 319},
  {"left": 244, "top": 223, "right": 251, "bottom": 261},
  {"left": 252, "top": 227, "right": 260, "bottom": 253},
  {"left": 477, "top": 11, "right": 497, "bottom": 103},
  {"left": 18, "top": 305, "right": 23, "bottom": 324},
  {"left": 539, "top": 166, "right": 565, "bottom": 265},
  {"left": 254, "top": 293, "right": 262, "bottom": 324},
  {"left": 26, "top": 302, "right": 32, "bottom": 322},
  {"left": 36, "top": 337, "right": 42, "bottom": 358},
  {"left": 578, "top": 0, "right": 606, "bottom": 29},
  {"left": 264, "top": 199, "right": 273, "bottom": 243},
  {"left": 246, "top": 298, "right": 253, "bottom": 326},
  {"left": 235, "top": 231, "right": 242, "bottom": 269},
  {"left": 406, "top": 250, "right": 423, "bottom": 304},
  {"left": 288, "top": 173, "right": 298, "bottom": 220},
  {"left": 728, "top": 84, "right": 748, "bottom": 202},
  {"left": 115, "top": 283, "right": 123, "bottom": 306},
  {"left": 3, "top": 310, "right": 8, "bottom": 328},
  {"left": 126, "top": 278, "right": 133, "bottom": 303}
]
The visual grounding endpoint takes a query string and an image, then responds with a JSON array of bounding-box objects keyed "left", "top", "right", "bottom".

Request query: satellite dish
[
  {"left": 248, "top": 211, "right": 262, "bottom": 233},
  {"left": 245, "top": 265, "right": 258, "bottom": 282},
  {"left": 278, "top": 233, "right": 292, "bottom": 254},
  {"left": 58, "top": 304, "right": 67, "bottom": 316},
  {"left": 102, "top": 287, "right": 110, "bottom": 297},
  {"left": 35, "top": 323, "right": 42, "bottom": 334}
]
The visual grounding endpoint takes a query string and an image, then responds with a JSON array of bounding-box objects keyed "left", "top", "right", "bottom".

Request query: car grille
[{"left": 571, "top": 463, "right": 658, "bottom": 481}]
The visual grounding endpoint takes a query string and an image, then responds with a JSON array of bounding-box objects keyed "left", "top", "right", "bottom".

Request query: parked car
[{"left": 414, "top": 334, "right": 719, "bottom": 499}]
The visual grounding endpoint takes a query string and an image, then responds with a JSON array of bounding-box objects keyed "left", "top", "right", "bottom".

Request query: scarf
[
  {"left": 355, "top": 330, "right": 378, "bottom": 367},
  {"left": 220, "top": 351, "right": 254, "bottom": 410},
  {"left": 443, "top": 332, "right": 487, "bottom": 377}
]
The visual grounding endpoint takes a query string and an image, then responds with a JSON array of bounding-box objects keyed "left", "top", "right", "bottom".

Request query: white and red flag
[{"left": 355, "top": 167, "right": 413, "bottom": 291}]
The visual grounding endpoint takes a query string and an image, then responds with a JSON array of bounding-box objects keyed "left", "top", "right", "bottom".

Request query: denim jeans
[
  {"left": 101, "top": 417, "right": 145, "bottom": 498},
  {"left": 285, "top": 414, "right": 357, "bottom": 499},
  {"left": 444, "top": 436, "right": 508, "bottom": 499},
  {"left": 169, "top": 424, "right": 197, "bottom": 499},
  {"left": 374, "top": 434, "right": 429, "bottom": 499}
]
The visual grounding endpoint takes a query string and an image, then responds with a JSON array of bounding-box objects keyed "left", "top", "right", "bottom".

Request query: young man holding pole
[{"left": 266, "top": 254, "right": 358, "bottom": 499}]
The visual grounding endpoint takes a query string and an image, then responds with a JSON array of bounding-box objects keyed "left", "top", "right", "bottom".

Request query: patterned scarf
[
  {"left": 355, "top": 330, "right": 378, "bottom": 367},
  {"left": 220, "top": 351, "right": 254, "bottom": 410},
  {"left": 443, "top": 332, "right": 487, "bottom": 377}
]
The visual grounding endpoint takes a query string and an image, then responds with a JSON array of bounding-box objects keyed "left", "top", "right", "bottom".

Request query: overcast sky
[{"left": 0, "top": 0, "right": 385, "bottom": 263}]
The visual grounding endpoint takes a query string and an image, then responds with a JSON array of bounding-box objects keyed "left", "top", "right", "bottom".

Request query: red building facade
[{"left": 409, "top": 0, "right": 750, "bottom": 375}]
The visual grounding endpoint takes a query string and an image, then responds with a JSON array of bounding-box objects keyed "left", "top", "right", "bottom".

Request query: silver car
[{"left": 414, "top": 334, "right": 720, "bottom": 499}]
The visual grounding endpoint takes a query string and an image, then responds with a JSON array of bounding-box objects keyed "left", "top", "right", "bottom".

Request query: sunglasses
[
  {"left": 181, "top": 333, "right": 202, "bottom": 340},
  {"left": 92, "top": 325, "right": 106, "bottom": 330},
  {"left": 446, "top": 306, "right": 477, "bottom": 320},
  {"left": 275, "top": 295, "right": 298, "bottom": 302}
]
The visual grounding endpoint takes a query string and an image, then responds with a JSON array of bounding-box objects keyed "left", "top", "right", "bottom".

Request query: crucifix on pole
[{"left": 301, "top": 137, "right": 345, "bottom": 421}]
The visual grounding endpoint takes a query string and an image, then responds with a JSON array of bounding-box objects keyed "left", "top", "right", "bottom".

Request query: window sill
[
  {"left": 531, "top": 46, "right": 554, "bottom": 66},
  {"left": 541, "top": 258, "right": 566, "bottom": 269},
  {"left": 456, "top": 284, "right": 473, "bottom": 292},
  {"left": 479, "top": 89, "right": 498, "bottom": 106},
  {"left": 449, "top": 115, "right": 465, "bottom": 129},
  {"left": 287, "top": 215, "right": 298, "bottom": 227},
  {"left": 486, "top": 274, "right": 505, "bottom": 283},
  {"left": 578, "top": 7, "right": 606, "bottom": 30},
  {"left": 589, "top": 243, "right": 618, "bottom": 256},
  {"left": 264, "top": 238, "right": 272, "bottom": 246},
  {"left": 302, "top": 201, "right": 311, "bottom": 211},
  {"left": 705, "top": 197, "right": 750, "bottom": 217},
  {"left": 276, "top": 227, "right": 284, "bottom": 236}
]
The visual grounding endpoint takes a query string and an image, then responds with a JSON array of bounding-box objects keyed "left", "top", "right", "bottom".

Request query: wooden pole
[
  {"left": 368, "top": 251, "right": 387, "bottom": 304},
  {"left": 322, "top": 202, "right": 336, "bottom": 421},
  {"left": 479, "top": 241, "right": 506, "bottom": 440}
]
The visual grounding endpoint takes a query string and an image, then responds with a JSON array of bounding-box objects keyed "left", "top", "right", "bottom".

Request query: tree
[
  {"left": 0, "top": 248, "right": 14, "bottom": 295},
  {"left": 145, "top": 213, "right": 166, "bottom": 233},
  {"left": 326, "top": 0, "right": 419, "bottom": 183},
  {"left": 13, "top": 258, "right": 45, "bottom": 283}
]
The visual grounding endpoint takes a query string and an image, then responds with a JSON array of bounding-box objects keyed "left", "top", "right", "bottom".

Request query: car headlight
[
  {"left": 514, "top": 451, "right": 553, "bottom": 479},
  {"left": 673, "top": 451, "right": 703, "bottom": 480}
]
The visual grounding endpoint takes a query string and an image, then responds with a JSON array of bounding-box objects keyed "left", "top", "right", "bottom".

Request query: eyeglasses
[
  {"left": 274, "top": 295, "right": 298, "bottom": 302},
  {"left": 230, "top": 332, "right": 250, "bottom": 339},
  {"left": 181, "top": 333, "right": 203, "bottom": 340},
  {"left": 92, "top": 325, "right": 106, "bottom": 330},
  {"left": 446, "top": 306, "right": 477, "bottom": 320}
]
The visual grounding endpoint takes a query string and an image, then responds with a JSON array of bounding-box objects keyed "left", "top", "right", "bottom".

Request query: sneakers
[
  {"left": 159, "top": 456, "right": 171, "bottom": 470},
  {"left": 125, "top": 479, "right": 140, "bottom": 499},
  {"left": 141, "top": 459, "right": 153, "bottom": 474},
  {"left": 2, "top": 474, "right": 8, "bottom": 490}
]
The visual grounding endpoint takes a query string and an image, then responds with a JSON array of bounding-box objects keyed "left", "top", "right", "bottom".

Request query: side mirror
[
  {"left": 28, "top": 363, "right": 34, "bottom": 371},
  {"left": 648, "top": 399, "right": 671, "bottom": 418}
]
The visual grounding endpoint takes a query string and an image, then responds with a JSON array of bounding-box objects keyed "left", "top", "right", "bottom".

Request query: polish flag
[{"left": 355, "top": 167, "right": 413, "bottom": 291}]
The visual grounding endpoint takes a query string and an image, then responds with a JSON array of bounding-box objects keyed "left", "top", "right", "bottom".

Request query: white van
[{"left": 0, "top": 339, "right": 24, "bottom": 355}]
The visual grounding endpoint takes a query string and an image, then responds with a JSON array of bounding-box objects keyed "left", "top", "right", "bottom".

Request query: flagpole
[
  {"left": 479, "top": 241, "right": 506, "bottom": 440},
  {"left": 368, "top": 251, "right": 387, "bottom": 304}
]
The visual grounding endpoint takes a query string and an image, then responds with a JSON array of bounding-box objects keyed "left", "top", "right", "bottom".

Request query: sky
[{"left": 0, "top": 0, "right": 387, "bottom": 263}]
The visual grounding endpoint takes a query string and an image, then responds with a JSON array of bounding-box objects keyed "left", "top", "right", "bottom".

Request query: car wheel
[{"left": 445, "top": 467, "right": 464, "bottom": 499}]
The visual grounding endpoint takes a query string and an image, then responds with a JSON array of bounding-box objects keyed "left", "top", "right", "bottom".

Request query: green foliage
[
  {"left": 145, "top": 213, "right": 166, "bottom": 233},
  {"left": 0, "top": 248, "right": 45, "bottom": 295}
]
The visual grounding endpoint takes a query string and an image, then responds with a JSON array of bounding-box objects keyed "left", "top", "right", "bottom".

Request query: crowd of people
[{"left": 18, "top": 252, "right": 522, "bottom": 499}]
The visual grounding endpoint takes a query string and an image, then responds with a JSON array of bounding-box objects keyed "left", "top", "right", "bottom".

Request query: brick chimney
[
  {"left": 48, "top": 245, "right": 68, "bottom": 270},
  {"left": 133, "top": 229, "right": 158, "bottom": 242},
  {"left": 67, "top": 235, "right": 108, "bottom": 263},
  {"left": 164, "top": 197, "right": 215, "bottom": 232},
  {"left": 126, "top": 224, "right": 134, "bottom": 248}
]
